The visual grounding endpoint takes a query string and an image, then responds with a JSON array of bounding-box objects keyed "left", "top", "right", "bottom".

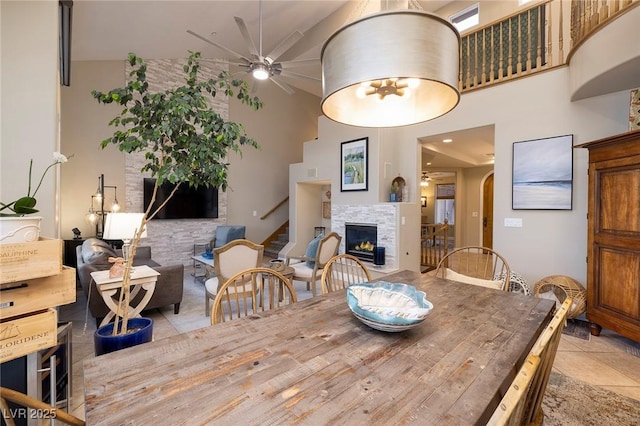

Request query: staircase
[{"left": 262, "top": 222, "right": 289, "bottom": 260}]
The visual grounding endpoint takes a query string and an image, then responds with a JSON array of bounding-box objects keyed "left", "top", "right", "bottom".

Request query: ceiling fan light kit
[
  {"left": 251, "top": 63, "right": 270, "bottom": 80},
  {"left": 321, "top": 10, "right": 460, "bottom": 128}
]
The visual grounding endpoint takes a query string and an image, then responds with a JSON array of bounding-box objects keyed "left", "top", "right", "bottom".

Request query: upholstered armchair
[
  {"left": 210, "top": 225, "right": 246, "bottom": 249},
  {"left": 204, "top": 239, "right": 264, "bottom": 316},
  {"left": 285, "top": 232, "right": 342, "bottom": 297}
]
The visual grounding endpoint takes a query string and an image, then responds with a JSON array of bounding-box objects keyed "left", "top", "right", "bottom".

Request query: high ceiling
[
  {"left": 72, "top": 1, "right": 453, "bottom": 97},
  {"left": 71, "top": 0, "right": 491, "bottom": 170}
]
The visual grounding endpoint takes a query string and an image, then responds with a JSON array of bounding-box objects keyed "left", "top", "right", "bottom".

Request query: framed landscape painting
[
  {"left": 341, "top": 137, "right": 368, "bottom": 191},
  {"left": 512, "top": 134, "right": 573, "bottom": 210}
]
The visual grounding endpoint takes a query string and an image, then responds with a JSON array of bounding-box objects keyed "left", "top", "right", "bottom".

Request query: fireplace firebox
[{"left": 345, "top": 223, "right": 377, "bottom": 262}]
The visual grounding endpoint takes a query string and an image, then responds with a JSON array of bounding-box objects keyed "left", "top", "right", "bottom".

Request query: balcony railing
[{"left": 458, "top": 0, "right": 639, "bottom": 93}]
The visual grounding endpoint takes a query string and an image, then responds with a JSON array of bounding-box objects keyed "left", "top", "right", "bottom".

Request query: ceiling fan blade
[
  {"left": 234, "top": 16, "right": 260, "bottom": 59},
  {"left": 278, "top": 58, "right": 320, "bottom": 69},
  {"left": 265, "top": 30, "right": 303, "bottom": 63},
  {"left": 278, "top": 69, "right": 320, "bottom": 82},
  {"left": 186, "top": 30, "right": 251, "bottom": 63},
  {"left": 229, "top": 62, "right": 250, "bottom": 67},
  {"left": 269, "top": 77, "right": 295, "bottom": 95}
]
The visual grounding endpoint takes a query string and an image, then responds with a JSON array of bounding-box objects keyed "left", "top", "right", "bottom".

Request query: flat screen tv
[{"left": 143, "top": 178, "right": 218, "bottom": 219}]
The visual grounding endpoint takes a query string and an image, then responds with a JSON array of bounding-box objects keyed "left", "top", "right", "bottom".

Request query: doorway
[{"left": 482, "top": 172, "right": 494, "bottom": 248}]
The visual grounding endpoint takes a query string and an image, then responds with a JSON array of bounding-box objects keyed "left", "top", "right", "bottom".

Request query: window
[
  {"left": 450, "top": 3, "right": 479, "bottom": 33},
  {"left": 435, "top": 184, "right": 455, "bottom": 225}
]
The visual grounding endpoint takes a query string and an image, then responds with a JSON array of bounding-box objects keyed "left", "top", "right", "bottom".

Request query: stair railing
[
  {"left": 421, "top": 219, "right": 449, "bottom": 272},
  {"left": 459, "top": 0, "right": 639, "bottom": 93},
  {"left": 260, "top": 196, "right": 289, "bottom": 220}
]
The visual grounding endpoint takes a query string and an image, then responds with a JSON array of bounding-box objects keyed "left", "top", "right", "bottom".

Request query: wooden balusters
[{"left": 420, "top": 221, "right": 449, "bottom": 272}]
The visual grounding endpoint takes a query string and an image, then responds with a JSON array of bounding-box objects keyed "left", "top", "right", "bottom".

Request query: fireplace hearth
[{"left": 345, "top": 223, "right": 377, "bottom": 262}]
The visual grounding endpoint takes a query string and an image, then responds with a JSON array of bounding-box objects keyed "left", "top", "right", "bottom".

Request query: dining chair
[
  {"left": 285, "top": 232, "right": 342, "bottom": 296},
  {"left": 486, "top": 297, "right": 572, "bottom": 426},
  {"left": 434, "top": 246, "right": 511, "bottom": 291},
  {"left": 204, "top": 239, "right": 264, "bottom": 316},
  {"left": 0, "top": 386, "right": 85, "bottom": 426},
  {"left": 210, "top": 267, "right": 297, "bottom": 324},
  {"left": 321, "top": 253, "right": 372, "bottom": 294}
]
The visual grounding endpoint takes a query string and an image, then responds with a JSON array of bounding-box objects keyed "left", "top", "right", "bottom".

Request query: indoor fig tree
[{"left": 92, "top": 51, "right": 263, "bottom": 335}]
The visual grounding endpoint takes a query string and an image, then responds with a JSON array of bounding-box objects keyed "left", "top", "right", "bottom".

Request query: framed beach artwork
[
  {"left": 512, "top": 134, "right": 573, "bottom": 210},
  {"left": 340, "top": 137, "right": 368, "bottom": 192}
]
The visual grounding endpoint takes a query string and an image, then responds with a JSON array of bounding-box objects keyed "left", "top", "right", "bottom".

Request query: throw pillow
[
  {"left": 305, "top": 234, "right": 323, "bottom": 268},
  {"left": 81, "top": 238, "right": 117, "bottom": 269},
  {"left": 227, "top": 226, "right": 246, "bottom": 242},
  {"left": 214, "top": 227, "right": 231, "bottom": 248}
]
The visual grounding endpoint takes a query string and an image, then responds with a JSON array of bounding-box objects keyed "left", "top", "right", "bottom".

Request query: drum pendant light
[{"left": 321, "top": 10, "right": 461, "bottom": 128}]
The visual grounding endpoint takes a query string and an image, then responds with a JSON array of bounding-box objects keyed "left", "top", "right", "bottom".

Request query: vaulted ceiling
[
  {"left": 72, "top": 0, "right": 492, "bottom": 169},
  {"left": 72, "top": 1, "right": 455, "bottom": 97}
]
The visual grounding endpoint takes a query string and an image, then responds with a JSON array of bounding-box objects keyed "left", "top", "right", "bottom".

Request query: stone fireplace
[
  {"left": 345, "top": 223, "right": 377, "bottom": 262},
  {"left": 332, "top": 204, "right": 398, "bottom": 270}
]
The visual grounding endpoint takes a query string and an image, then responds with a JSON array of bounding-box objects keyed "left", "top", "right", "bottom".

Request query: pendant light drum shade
[{"left": 321, "top": 11, "right": 460, "bottom": 128}]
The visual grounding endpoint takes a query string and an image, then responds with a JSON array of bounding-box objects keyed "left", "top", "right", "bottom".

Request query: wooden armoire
[{"left": 578, "top": 129, "right": 640, "bottom": 342}]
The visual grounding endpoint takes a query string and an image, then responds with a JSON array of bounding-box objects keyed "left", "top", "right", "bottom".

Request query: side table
[
  {"left": 90, "top": 265, "right": 160, "bottom": 327},
  {"left": 191, "top": 254, "right": 215, "bottom": 283}
]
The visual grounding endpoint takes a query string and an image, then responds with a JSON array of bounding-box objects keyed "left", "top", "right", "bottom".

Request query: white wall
[
  {"left": 60, "top": 61, "right": 126, "bottom": 240},
  {"left": 228, "top": 80, "right": 321, "bottom": 244},
  {"left": 1, "top": 1, "right": 59, "bottom": 237},
  {"left": 394, "top": 67, "right": 630, "bottom": 285}
]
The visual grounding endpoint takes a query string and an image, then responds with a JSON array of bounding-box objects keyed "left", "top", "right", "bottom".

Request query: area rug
[{"left": 543, "top": 372, "right": 640, "bottom": 425}]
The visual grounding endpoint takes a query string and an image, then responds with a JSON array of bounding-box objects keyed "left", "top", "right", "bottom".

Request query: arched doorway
[{"left": 482, "top": 172, "right": 494, "bottom": 248}]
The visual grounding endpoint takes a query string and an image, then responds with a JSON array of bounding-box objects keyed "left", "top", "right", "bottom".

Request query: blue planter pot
[{"left": 94, "top": 317, "right": 153, "bottom": 356}]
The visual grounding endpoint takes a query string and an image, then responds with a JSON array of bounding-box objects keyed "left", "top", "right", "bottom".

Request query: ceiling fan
[
  {"left": 187, "top": 0, "right": 319, "bottom": 95},
  {"left": 421, "top": 172, "right": 444, "bottom": 186},
  {"left": 420, "top": 173, "right": 431, "bottom": 187}
]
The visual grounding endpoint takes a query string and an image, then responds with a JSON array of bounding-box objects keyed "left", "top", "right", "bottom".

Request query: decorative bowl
[
  {"left": 270, "top": 259, "right": 285, "bottom": 271},
  {"left": 347, "top": 282, "right": 433, "bottom": 332}
]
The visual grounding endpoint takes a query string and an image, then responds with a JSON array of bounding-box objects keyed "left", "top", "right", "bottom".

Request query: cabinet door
[{"left": 588, "top": 155, "right": 640, "bottom": 339}]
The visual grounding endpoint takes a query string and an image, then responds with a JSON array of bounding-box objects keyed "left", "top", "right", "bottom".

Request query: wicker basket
[{"left": 533, "top": 275, "right": 586, "bottom": 319}]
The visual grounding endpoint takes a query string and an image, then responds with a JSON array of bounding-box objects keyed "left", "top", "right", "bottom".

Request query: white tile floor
[{"left": 59, "top": 267, "right": 640, "bottom": 421}]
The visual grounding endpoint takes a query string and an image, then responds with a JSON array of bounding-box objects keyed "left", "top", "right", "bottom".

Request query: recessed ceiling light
[
  {"left": 442, "top": 138, "right": 453, "bottom": 143},
  {"left": 426, "top": 162, "right": 432, "bottom": 166}
]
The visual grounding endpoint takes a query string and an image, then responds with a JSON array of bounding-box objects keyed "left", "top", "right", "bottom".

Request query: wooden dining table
[{"left": 83, "top": 270, "right": 555, "bottom": 425}]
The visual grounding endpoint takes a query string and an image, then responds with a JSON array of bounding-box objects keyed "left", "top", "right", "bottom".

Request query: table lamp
[{"left": 103, "top": 213, "right": 147, "bottom": 262}]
